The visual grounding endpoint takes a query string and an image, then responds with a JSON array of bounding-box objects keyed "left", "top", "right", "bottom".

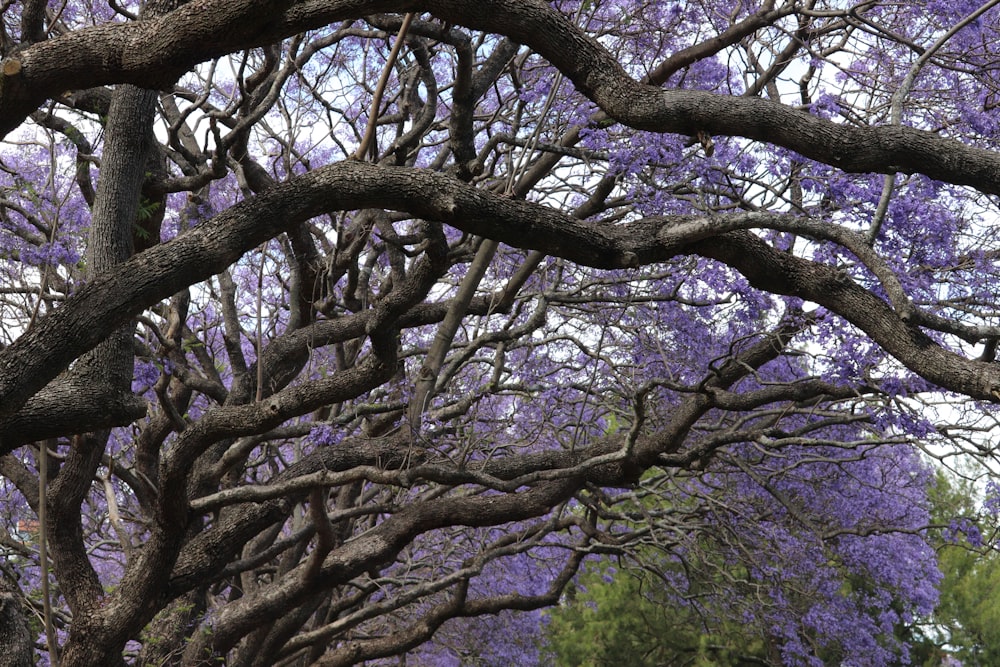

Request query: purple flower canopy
[{"left": 0, "top": 1, "right": 999, "bottom": 666}]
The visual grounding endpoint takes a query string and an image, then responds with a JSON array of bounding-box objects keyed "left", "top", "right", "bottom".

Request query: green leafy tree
[
  {"left": 544, "top": 560, "right": 771, "bottom": 667},
  {"left": 906, "top": 474, "right": 1000, "bottom": 667}
]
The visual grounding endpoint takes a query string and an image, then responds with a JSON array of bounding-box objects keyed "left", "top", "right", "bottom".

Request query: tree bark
[
  {"left": 74, "top": 84, "right": 156, "bottom": 392},
  {"left": 0, "top": 566, "right": 31, "bottom": 667}
]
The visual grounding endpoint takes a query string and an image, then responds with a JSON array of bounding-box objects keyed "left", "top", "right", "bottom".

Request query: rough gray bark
[
  {"left": 41, "top": 2, "right": 178, "bottom": 663},
  {"left": 135, "top": 589, "right": 207, "bottom": 666},
  {"left": 0, "top": 567, "right": 32, "bottom": 667},
  {"left": 75, "top": 84, "right": 156, "bottom": 392}
]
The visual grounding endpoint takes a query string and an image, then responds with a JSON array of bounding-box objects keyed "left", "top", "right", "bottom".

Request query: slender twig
[
  {"left": 256, "top": 242, "right": 266, "bottom": 402},
  {"left": 31, "top": 130, "right": 62, "bottom": 667},
  {"left": 351, "top": 13, "right": 415, "bottom": 161},
  {"left": 39, "top": 439, "right": 59, "bottom": 667}
]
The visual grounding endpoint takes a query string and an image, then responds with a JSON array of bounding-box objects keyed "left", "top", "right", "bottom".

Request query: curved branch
[
  {"left": 0, "top": 0, "right": 998, "bottom": 197},
  {"left": 1, "top": 162, "right": 998, "bottom": 447}
]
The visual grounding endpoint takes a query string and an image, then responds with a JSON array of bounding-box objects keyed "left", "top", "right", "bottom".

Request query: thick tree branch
[
  {"left": 0, "top": 162, "right": 997, "bottom": 447},
  {"left": 0, "top": 0, "right": 998, "bottom": 197},
  {"left": 182, "top": 478, "right": 580, "bottom": 657}
]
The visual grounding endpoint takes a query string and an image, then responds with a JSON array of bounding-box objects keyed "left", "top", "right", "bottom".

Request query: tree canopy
[{"left": 1, "top": 1, "right": 1000, "bottom": 665}]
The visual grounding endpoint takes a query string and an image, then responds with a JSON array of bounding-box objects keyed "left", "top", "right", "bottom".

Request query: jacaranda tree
[{"left": 1, "top": 0, "right": 999, "bottom": 665}]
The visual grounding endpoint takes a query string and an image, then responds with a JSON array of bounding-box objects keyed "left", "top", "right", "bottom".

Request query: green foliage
[
  {"left": 136, "top": 198, "right": 160, "bottom": 224},
  {"left": 934, "top": 545, "right": 1000, "bottom": 665},
  {"left": 542, "top": 560, "right": 770, "bottom": 667},
  {"left": 906, "top": 473, "right": 1000, "bottom": 667}
]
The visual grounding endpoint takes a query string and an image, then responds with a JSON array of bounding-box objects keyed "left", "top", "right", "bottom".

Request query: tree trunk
[
  {"left": 0, "top": 567, "right": 32, "bottom": 667},
  {"left": 75, "top": 84, "right": 157, "bottom": 391}
]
